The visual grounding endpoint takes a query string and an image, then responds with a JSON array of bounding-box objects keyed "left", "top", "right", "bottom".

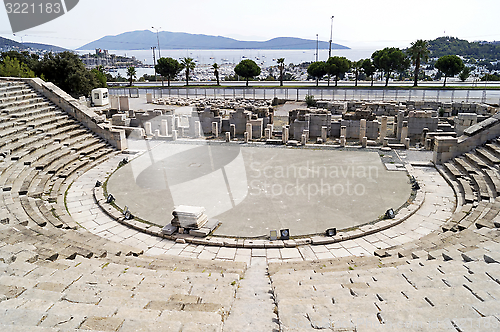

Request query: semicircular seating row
[
  {"left": 267, "top": 134, "right": 500, "bottom": 331},
  {"left": 0, "top": 80, "right": 247, "bottom": 331}
]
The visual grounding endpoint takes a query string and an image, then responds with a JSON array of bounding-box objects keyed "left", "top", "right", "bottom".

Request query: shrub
[{"left": 305, "top": 94, "right": 316, "bottom": 107}]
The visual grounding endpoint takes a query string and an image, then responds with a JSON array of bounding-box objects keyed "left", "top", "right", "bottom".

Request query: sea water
[
  {"left": 76, "top": 48, "right": 376, "bottom": 79},
  {"left": 77, "top": 48, "right": 376, "bottom": 67}
]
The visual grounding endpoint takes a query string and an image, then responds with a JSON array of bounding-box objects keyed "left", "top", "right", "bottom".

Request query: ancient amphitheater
[{"left": 0, "top": 77, "right": 500, "bottom": 332}]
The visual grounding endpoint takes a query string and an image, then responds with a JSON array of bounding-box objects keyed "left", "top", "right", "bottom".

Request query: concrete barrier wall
[{"left": 11, "top": 78, "right": 128, "bottom": 150}]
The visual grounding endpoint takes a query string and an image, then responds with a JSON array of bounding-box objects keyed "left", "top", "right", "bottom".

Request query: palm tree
[
  {"left": 352, "top": 59, "right": 363, "bottom": 87},
  {"left": 212, "top": 63, "right": 220, "bottom": 86},
  {"left": 277, "top": 58, "right": 285, "bottom": 86},
  {"left": 126, "top": 66, "right": 136, "bottom": 87},
  {"left": 180, "top": 57, "right": 196, "bottom": 86},
  {"left": 362, "top": 59, "right": 376, "bottom": 86},
  {"left": 408, "top": 39, "right": 429, "bottom": 87}
]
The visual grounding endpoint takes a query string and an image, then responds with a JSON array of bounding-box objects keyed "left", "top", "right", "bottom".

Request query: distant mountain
[
  {"left": 77, "top": 30, "right": 349, "bottom": 51},
  {"left": 0, "top": 36, "right": 23, "bottom": 49},
  {"left": 0, "top": 36, "right": 68, "bottom": 52}
]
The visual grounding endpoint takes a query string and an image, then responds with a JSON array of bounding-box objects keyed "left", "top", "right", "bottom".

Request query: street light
[
  {"left": 316, "top": 34, "right": 319, "bottom": 62},
  {"left": 329, "top": 16, "right": 334, "bottom": 59},
  {"left": 152, "top": 27, "right": 163, "bottom": 86},
  {"left": 152, "top": 26, "right": 161, "bottom": 58},
  {"left": 151, "top": 46, "right": 157, "bottom": 82}
]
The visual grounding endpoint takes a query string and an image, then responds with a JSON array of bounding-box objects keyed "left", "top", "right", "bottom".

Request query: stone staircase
[
  {"left": 0, "top": 80, "right": 250, "bottom": 331},
  {"left": 0, "top": 80, "right": 116, "bottom": 230},
  {"left": 0, "top": 223, "right": 245, "bottom": 332},
  {"left": 269, "top": 227, "right": 500, "bottom": 331},
  {"left": 440, "top": 139, "right": 500, "bottom": 232}
]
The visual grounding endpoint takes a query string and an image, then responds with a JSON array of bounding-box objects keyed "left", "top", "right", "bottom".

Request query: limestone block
[
  {"left": 110, "top": 95, "right": 119, "bottom": 109},
  {"left": 383, "top": 137, "right": 389, "bottom": 147},
  {"left": 282, "top": 126, "right": 289, "bottom": 144},
  {"left": 212, "top": 122, "right": 219, "bottom": 137},
  {"left": 301, "top": 134, "right": 307, "bottom": 145},
  {"left": 303, "top": 129, "right": 309, "bottom": 142},
  {"left": 321, "top": 126, "right": 328, "bottom": 141},
  {"left": 404, "top": 137, "right": 410, "bottom": 149},
  {"left": 144, "top": 122, "right": 153, "bottom": 136},
  {"left": 340, "top": 125, "right": 347, "bottom": 138},
  {"left": 230, "top": 124, "right": 236, "bottom": 138},
  {"left": 265, "top": 128, "right": 271, "bottom": 140},
  {"left": 194, "top": 121, "right": 201, "bottom": 138},
  {"left": 246, "top": 123, "right": 253, "bottom": 140},
  {"left": 359, "top": 119, "right": 367, "bottom": 142},
  {"left": 129, "top": 128, "right": 145, "bottom": 139},
  {"left": 119, "top": 96, "right": 129, "bottom": 111},
  {"left": 160, "top": 119, "right": 168, "bottom": 136}
]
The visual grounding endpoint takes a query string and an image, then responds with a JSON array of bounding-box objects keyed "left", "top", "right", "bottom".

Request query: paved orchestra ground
[{"left": 107, "top": 141, "right": 411, "bottom": 237}]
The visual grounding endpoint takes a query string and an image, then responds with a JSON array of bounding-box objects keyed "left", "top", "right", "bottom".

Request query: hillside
[
  {"left": 0, "top": 36, "right": 67, "bottom": 52},
  {"left": 77, "top": 30, "right": 349, "bottom": 50},
  {"left": 428, "top": 36, "right": 500, "bottom": 60},
  {"left": 0, "top": 36, "right": 23, "bottom": 49},
  {"left": 23, "top": 43, "right": 67, "bottom": 52}
]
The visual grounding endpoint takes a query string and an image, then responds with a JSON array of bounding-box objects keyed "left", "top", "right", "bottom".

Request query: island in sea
[{"left": 77, "top": 30, "right": 350, "bottom": 51}]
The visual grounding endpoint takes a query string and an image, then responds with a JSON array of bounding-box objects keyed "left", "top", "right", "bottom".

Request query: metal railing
[{"left": 108, "top": 87, "right": 500, "bottom": 105}]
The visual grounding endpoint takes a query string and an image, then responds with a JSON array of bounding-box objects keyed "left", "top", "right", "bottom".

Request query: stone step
[
  {"left": 470, "top": 173, "right": 492, "bottom": 200},
  {"left": 477, "top": 147, "right": 500, "bottom": 164},
  {"left": 465, "top": 152, "right": 489, "bottom": 169},
  {"left": 0, "top": 96, "right": 45, "bottom": 111},
  {"left": 455, "top": 157, "right": 477, "bottom": 174}
]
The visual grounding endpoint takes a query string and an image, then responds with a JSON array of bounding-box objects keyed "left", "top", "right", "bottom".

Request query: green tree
[
  {"left": 180, "top": 57, "right": 196, "bottom": 86},
  {"left": 0, "top": 51, "right": 39, "bottom": 73},
  {"left": 126, "top": 66, "right": 136, "bottom": 87},
  {"left": 326, "top": 56, "right": 351, "bottom": 87},
  {"left": 212, "top": 63, "right": 220, "bottom": 85},
  {"left": 372, "top": 47, "right": 409, "bottom": 86},
  {"left": 434, "top": 55, "right": 464, "bottom": 86},
  {"left": 38, "top": 51, "right": 99, "bottom": 97},
  {"left": 234, "top": 59, "right": 261, "bottom": 86},
  {"left": 351, "top": 59, "right": 364, "bottom": 87},
  {"left": 361, "top": 59, "right": 376, "bottom": 86},
  {"left": 307, "top": 61, "right": 326, "bottom": 86},
  {"left": 277, "top": 58, "right": 285, "bottom": 86},
  {"left": 0, "top": 56, "right": 35, "bottom": 78},
  {"left": 155, "top": 57, "right": 181, "bottom": 87},
  {"left": 459, "top": 66, "right": 471, "bottom": 82},
  {"left": 407, "top": 39, "right": 430, "bottom": 87},
  {"left": 481, "top": 73, "right": 500, "bottom": 81},
  {"left": 91, "top": 65, "right": 107, "bottom": 88}
]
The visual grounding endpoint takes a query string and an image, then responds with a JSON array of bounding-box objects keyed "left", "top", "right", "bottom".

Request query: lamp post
[
  {"left": 152, "top": 26, "right": 161, "bottom": 58},
  {"left": 152, "top": 27, "right": 163, "bottom": 86},
  {"left": 316, "top": 34, "right": 319, "bottom": 62},
  {"left": 329, "top": 16, "right": 334, "bottom": 59},
  {"left": 151, "top": 46, "right": 157, "bottom": 83}
]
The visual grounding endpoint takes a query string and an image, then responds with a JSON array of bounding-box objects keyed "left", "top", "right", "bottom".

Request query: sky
[{"left": 1, "top": 0, "right": 499, "bottom": 51}]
